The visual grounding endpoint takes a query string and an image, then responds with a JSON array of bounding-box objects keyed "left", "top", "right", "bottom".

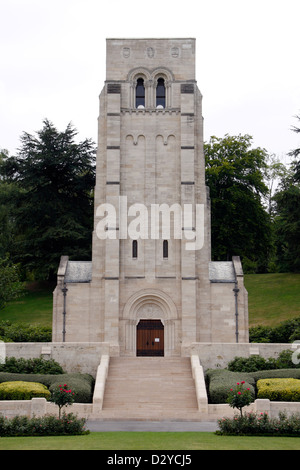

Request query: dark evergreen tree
[{"left": 1, "top": 120, "right": 96, "bottom": 280}]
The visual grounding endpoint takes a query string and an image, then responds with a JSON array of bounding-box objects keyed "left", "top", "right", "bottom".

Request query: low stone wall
[
  {"left": 1, "top": 342, "right": 300, "bottom": 422},
  {"left": 188, "top": 342, "right": 300, "bottom": 370},
  {"left": 0, "top": 397, "right": 94, "bottom": 419},
  {"left": 4, "top": 342, "right": 111, "bottom": 377}
]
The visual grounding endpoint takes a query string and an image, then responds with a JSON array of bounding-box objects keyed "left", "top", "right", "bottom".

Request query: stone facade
[{"left": 52, "top": 38, "right": 249, "bottom": 354}]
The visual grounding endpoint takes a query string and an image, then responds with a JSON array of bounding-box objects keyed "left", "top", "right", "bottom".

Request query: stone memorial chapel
[{"left": 52, "top": 38, "right": 249, "bottom": 356}]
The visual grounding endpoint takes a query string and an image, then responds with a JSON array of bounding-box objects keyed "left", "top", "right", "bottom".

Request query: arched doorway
[
  {"left": 137, "top": 319, "right": 164, "bottom": 356},
  {"left": 122, "top": 289, "right": 179, "bottom": 356}
]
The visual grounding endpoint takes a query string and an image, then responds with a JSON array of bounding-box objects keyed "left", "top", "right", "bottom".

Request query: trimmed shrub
[
  {"left": 0, "top": 413, "right": 88, "bottom": 436},
  {"left": 0, "top": 356, "right": 65, "bottom": 374},
  {"left": 206, "top": 368, "right": 300, "bottom": 403},
  {"left": 205, "top": 369, "right": 255, "bottom": 404},
  {"left": 257, "top": 378, "right": 300, "bottom": 401},
  {"left": 0, "top": 381, "right": 51, "bottom": 400},
  {"left": 0, "top": 372, "right": 94, "bottom": 403}
]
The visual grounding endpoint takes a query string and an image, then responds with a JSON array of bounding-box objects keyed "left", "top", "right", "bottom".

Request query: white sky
[{"left": 1, "top": 0, "right": 299, "bottom": 163}]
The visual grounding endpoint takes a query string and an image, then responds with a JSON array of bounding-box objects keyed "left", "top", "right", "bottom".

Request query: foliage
[
  {"left": 0, "top": 320, "right": 51, "bottom": 342},
  {"left": 227, "top": 381, "right": 253, "bottom": 416},
  {"left": 0, "top": 258, "right": 24, "bottom": 310},
  {"left": 272, "top": 177, "right": 300, "bottom": 273},
  {"left": 249, "top": 317, "right": 300, "bottom": 343},
  {"left": 218, "top": 411, "right": 300, "bottom": 436},
  {"left": 257, "top": 378, "right": 300, "bottom": 402},
  {"left": 0, "top": 356, "right": 64, "bottom": 374},
  {"left": 0, "top": 372, "right": 94, "bottom": 403},
  {"left": 1, "top": 120, "right": 96, "bottom": 280},
  {"left": 205, "top": 368, "right": 300, "bottom": 404},
  {"left": 227, "top": 350, "right": 300, "bottom": 372},
  {"left": 288, "top": 114, "right": 300, "bottom": 181},
  {"left": 205, "top": 369, "right": 255, "bottom": 404},
  {"left": 50, "top": 383, "right": 75, "bottom": 418},
  {"left": 0, "top": 380, "right": 50, "bottom": 400},
  {"left": 204, "top": 134, "right": 272, "bottom": 272},
  {"left": 0, "top": 412, "right": 88, "bottom": 437}
]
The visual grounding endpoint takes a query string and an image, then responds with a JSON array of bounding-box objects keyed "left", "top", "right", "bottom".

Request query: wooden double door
[{"left": 136, "top": 319, "right": 164, "bottom": 356}]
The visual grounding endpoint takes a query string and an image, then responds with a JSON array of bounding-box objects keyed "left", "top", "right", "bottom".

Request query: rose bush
[{"left": 227, "top": 381, "right": 253, "bottom": 416}]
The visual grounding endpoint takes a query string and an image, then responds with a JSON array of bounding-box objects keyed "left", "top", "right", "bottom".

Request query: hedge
[
  {"left": 0, "top": 356, "right": 65, "bottom": 375},
  {"left": 0, "top": 321, "right": 51, "bottom": 342},
  {"left": 0, "top": 413, "right": 88, "bottom": 436},
  {"left": 257, "top": 378, "right": 300, "bottom": 402},
  {"left": 0, "top": 381, "right": 51, "bottom": 400},
  {"left": 218, "top": 411, "right": 300, "bottom": 436},
  {"left": 0, "top": 372, "right": 94, "bottom": 403},
  {"left": 205, "top": 369, "right": 256, "bottom": 404},
  {"left": 227, "top": 350, "right": 300, "bottom": 372},
  {"left": 206, "top": 368, "right": 300, "bottom": 403}
]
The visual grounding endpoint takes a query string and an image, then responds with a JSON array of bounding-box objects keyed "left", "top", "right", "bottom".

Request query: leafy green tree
[
  {"left": 0, "top": 257, "right": 24, "bottom": 310},
  {"left": 204, "top": 134, "right": 272, "bottom": 272},
  {"left": 288, "top": 113, "right": 300, "bottom": 181},
  {"left": 273, "top": 174, "right": 300, "bottom": 272},
  {"left": 1, "top": 120, "right": 96, "bottom": 280}
]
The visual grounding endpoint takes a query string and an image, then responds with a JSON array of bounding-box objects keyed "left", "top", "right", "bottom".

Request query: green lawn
[
  {"left": 0, "top": 282, "right": 54, "bottom": 328},
  {"left": 245, "top": 273, "right": 300, "bottom": 327},
  {"left": 0, "top": 431, "right": 300, "bottom": 450}
]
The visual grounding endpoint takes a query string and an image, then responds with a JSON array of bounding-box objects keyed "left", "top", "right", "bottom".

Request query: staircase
[{"left": 101, "top": 357, "right": 200, "bottom": 420}]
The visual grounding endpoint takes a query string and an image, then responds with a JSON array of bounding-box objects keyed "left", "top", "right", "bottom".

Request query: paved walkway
[{"left": 86, "top": 420, "right": 219, "bottom": 432}]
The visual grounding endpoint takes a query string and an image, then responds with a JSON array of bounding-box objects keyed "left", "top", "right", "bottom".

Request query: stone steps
[{"left": 102, "top": 357, "right": 199, "bottom": 419}]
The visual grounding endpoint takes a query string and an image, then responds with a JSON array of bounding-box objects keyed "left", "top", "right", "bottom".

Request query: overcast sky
[{"left": 1, "top": 0, "right": 299, "bottom": 164}]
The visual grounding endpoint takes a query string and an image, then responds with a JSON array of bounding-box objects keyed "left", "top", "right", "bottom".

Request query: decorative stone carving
[
  {"left": 171, "top": 46, "right": 180, "bottom": 58},
  {"left": 147, "top": 47, "right": 155, "bottom": 58},
  {"left": 123, "top": 47, "right": 130, "bottom": 58},
  {"left": 137, "top": 303, "right": 164, "bottom": 320}
]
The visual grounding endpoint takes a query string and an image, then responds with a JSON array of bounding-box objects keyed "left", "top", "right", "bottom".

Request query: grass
[
  {"left": 1, "top": 274, "right": 300, "bottom": 450},
  {"left": 0, "top": 432, "right": 300, "bottom": 450},
  {"left": 245, "top": 273, "right": 300, "bottom": 327},
  {"left": 0, "top": 281, "right": 54, "bottom": 328},
  {"left": 1, "top": 273, "right": 299, "bottom": 330}
]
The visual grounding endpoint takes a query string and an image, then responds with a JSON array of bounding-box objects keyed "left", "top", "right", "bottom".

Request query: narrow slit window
[
  {"left": 163, "top": 240, "right": 168, "bottom": 258},
  {"left": 132, "top": 240, "right": 138, "bottom": 258},
  {"left": 156, "top": 78, "right": 166, "bottom": 108},
  {"left": 136, "top": 78, "right": 145, "bottom": 108}
]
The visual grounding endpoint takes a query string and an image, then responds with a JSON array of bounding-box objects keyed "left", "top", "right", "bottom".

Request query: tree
[
  {"left": 273, "top": 174, "right": 300, "bottom": 272},
  {"left": 288, "top": 114, "right": 300, "bottom": 181},
  {"left": 1, "top": 120, "right": 96, "bottom": 280},
  {"left": 227, "top": 381, "right": 253, "bottom": 417},
  {"left": 271, "top": 113, "right": 300, "bottom": 273},
  {"left": 0, "top": 257, "right": 24, "bottom": 310},
  {"left": 204, "top": 134, "right": 272, "bottom": 272},
  {"left": 50, "top": 383, "right": 75, "bottom": 419}
]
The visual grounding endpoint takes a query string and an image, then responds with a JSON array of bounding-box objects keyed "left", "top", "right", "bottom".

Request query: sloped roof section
[
  {"left": 209, "top": 261, "right": 236, "bottom": 282},
  {"left": 65, "top": 261, "right": 92, "bottom": 283}
]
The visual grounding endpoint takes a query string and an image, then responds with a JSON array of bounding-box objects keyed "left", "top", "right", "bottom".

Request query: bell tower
[
  {"left": 52, "top": 39, "right": 249, "bottom": 352},
  {"left": 91, "top": 38, "right": 211, "bottom": 355}
]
